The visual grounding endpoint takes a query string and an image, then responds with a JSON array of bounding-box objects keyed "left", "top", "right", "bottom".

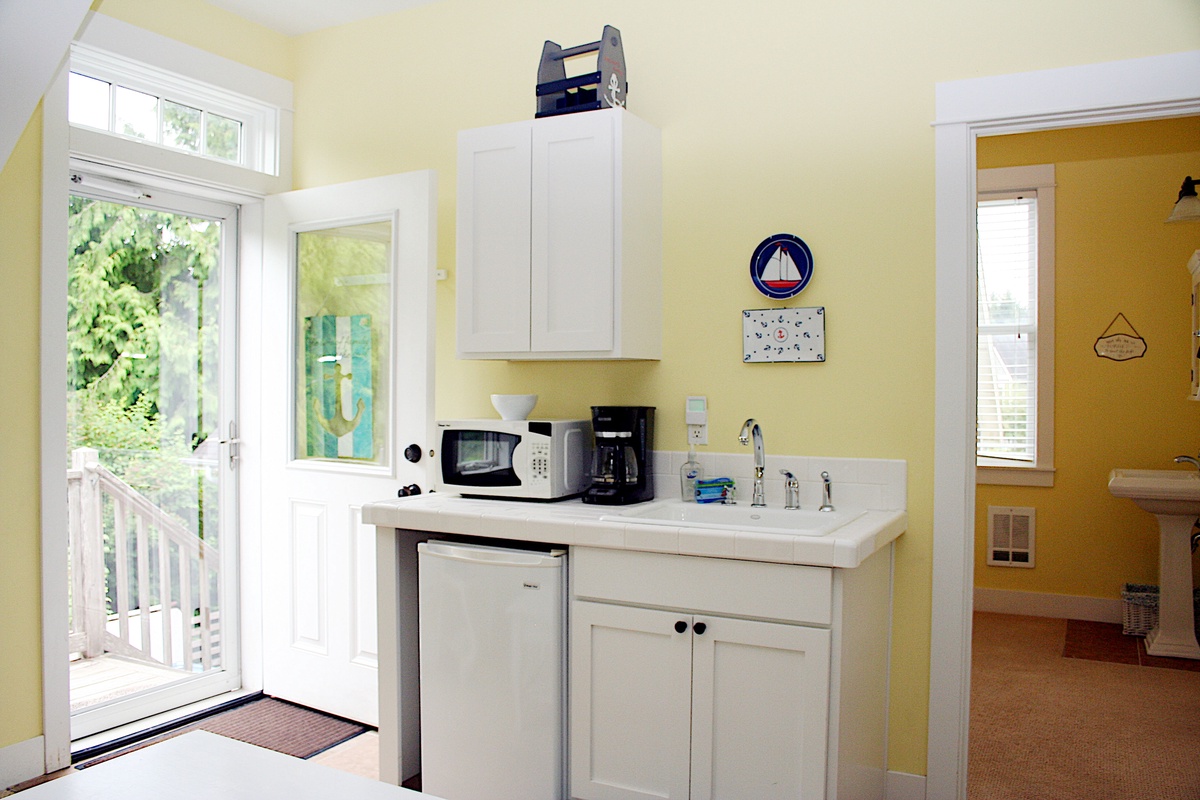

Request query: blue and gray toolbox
[{"left": 536, "top": 25, "right": 627, "bottom": 118}]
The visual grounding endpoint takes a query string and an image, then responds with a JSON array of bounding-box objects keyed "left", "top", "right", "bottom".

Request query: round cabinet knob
[
  {"left": 404, "top": 444, "right": 423, "bottom": 463},
  {"left": 693, "top": 622, "right": 707, "bottom": 635},
  {"left": 674, "top": 620, "right": 688, "bottom": 634},
  {"left": 397, "top": 484, "right": 422, "bottom": 497}
]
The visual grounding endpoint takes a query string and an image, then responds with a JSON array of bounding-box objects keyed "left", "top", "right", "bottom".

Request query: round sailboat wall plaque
[{"left": 749, "top": 233, "right": 813, "bottom": 300}]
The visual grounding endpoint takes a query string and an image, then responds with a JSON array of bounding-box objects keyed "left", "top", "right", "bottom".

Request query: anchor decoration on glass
[{"left": 749, "top": 233, "right": 814, "bottom": 300}]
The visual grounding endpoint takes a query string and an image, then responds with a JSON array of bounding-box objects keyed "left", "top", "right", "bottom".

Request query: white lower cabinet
[
  {"left": 569, "top": 547, "right": 892, "bottom": 800},
  {"left": 570, "top": 601, "right": 830, "bottom": 800}
]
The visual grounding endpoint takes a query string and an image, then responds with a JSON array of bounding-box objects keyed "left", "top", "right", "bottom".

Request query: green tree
[{"left": 68, "top": 193, "right": 223, "bottom": 616}]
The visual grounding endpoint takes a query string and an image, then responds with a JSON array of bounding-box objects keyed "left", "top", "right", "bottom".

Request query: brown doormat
[{"left": 75, "top": 697, "right": 369, "bottom": 769}]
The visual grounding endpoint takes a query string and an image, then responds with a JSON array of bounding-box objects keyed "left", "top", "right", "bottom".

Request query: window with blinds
[
  {"left": 977, "top": 195, "right": 1038, "bottom": 463},
  {"left": 976, "top": 164, "right": 1054, "bottom": 486}
]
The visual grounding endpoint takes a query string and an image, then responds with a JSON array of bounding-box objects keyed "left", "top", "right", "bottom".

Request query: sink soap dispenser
[{"left": 680, "top": 446, "right": 703, "bottom": 502}]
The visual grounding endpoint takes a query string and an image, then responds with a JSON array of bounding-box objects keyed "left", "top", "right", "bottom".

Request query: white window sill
[{"left": 976, "top": 463, "right": 1055, "bottom": 487}]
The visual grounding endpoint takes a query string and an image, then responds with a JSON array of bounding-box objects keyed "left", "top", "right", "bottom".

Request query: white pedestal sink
[{"left": 1108, "top": 469, "right": 1200, "bottom": 659}]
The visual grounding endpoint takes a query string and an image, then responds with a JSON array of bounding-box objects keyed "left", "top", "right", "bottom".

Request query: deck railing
[{"left": 67, "top": 447, "right": 220, "bottom": 672}]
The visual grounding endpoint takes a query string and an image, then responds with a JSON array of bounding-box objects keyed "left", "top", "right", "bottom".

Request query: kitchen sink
[{"left": 602, "top": 500, "right": 865, "bottom": 537}]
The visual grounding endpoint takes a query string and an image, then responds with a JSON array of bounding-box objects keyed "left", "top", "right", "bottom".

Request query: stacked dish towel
[{"left": 694, "top": 477, "right": 735, "bottom": 504}]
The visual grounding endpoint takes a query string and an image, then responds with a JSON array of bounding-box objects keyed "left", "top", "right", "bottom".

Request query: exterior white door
[{"left": 260, "top": 172, "right": 436, "bottom": 725}]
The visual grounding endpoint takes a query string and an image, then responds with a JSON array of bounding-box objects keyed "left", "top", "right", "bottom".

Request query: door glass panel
[
  {"left": 293, "top": 221, "right": 392, "bottom": 465},
  {"left": 67, "top": 193, "right": 229, "bottom": 718}
]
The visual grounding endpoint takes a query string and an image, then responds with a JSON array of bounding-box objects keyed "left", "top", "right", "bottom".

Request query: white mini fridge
[{"left": 417, "top": 541, "right": 566, "bottom": 800}]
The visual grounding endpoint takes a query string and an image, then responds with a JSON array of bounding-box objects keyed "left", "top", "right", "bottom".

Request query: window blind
[{"left": 977, "top": 196, "right": 1038, "bottom": 463}]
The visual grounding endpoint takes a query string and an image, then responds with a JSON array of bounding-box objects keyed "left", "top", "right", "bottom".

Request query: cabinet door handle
[
  {"left": 693, "top": 621, "right": 707, "bottom": 635},
  {"left": 674, "top": 620, "right": 688, "bottom": 634}
]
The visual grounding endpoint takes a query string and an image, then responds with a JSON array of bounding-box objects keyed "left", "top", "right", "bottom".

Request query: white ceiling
[{"left": 203, "top": 0, "right": 441, "bottom": 36}]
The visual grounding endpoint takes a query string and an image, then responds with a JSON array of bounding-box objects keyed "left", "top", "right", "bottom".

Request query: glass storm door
[{"left": 67, "top": 173, "right": 240, "bottom": 740}]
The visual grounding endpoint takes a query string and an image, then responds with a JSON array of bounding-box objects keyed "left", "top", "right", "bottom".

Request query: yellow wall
[
  {"left": 976, "top": 119, "right": 1200, "bottom": 598},
  {"left": 0, "top": 107, "right": 46, "bottom": 749},
  {"left": 2, "top": 0, "right": 1198, "bottom": 778}
]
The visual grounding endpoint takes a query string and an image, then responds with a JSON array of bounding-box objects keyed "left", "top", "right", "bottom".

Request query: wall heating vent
[{"left": 987, "top": 506, "right": 1035, "bottom": 568}]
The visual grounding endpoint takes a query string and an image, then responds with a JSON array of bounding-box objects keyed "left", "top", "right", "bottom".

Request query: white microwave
[{"left": 434, "top": 419, "right": 592, "bottom": 500}]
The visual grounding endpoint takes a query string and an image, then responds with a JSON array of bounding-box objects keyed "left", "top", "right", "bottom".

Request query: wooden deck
[{"left": 70, "top": 654, "right": 188, "bottom": 712}]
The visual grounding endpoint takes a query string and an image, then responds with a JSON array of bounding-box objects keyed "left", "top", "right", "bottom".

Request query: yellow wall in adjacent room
[
  {"left": 0, "top": 107, "right": 46, "bottom": 749},
  {"left": 3, "top": 0, "right": 1198, "bottom": 779},
  {"left": 976, "top": 118, "right": 1200, "bottom": 599}
]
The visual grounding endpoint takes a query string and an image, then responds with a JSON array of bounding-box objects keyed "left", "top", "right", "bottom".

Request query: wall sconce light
[{"left": 1167, "top": 175, "right": 1200, "bottom": 222}]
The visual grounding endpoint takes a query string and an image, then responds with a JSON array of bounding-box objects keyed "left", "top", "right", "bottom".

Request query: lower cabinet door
[
  {"left": 570, "top": 601, "right": 693, "bottom": 800},
  {"left": 688, "top": 617, "right": 831, "bottom": 800}
]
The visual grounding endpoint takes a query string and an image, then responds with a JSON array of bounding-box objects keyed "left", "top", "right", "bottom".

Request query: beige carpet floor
[{"left": 969, "top": 612, "right": 1200, "bottom": 799}]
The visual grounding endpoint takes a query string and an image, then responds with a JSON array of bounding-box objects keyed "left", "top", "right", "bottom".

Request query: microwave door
[{"left": 445, "top": 430, "right": 522, "bottom": 488}]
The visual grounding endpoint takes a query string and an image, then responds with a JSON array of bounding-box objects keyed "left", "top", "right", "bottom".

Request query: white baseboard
[
  {"left": 0, "top": 735, "right": 44, "bottom": 788},
  {"left": 974, "top": 587, "right": 1122, "bottom": 623},
  {"left": 887, "top": 769, "right": 927, "bottom": 800}
]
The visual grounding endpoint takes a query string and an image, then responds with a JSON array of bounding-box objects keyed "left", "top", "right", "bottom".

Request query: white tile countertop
[{"left": 362, "top": 493, "right": 906, "bottom": 569}]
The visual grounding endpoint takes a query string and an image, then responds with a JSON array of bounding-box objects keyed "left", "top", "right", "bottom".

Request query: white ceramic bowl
[{"left": 491, "top": 394, "right": 538, "bottom": 420}]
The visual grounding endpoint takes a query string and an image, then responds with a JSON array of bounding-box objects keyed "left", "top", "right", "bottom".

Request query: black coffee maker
[{"left": 583, "top": 406, "right": 654, "bottom": 505}]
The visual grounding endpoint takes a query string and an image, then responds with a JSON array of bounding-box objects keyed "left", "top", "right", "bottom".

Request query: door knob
[{"left": 404, "top": 444, "right": 422, "bottom": 463}]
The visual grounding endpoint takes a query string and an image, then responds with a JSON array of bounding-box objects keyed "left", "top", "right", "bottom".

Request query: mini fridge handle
[{"left": 418, "top": 541, "right": 565, "bottom": 567}]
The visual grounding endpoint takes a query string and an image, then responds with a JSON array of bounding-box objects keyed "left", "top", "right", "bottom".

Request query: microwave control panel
[{"left": 528, "top": 441, "right": 550, "bottom": 485}]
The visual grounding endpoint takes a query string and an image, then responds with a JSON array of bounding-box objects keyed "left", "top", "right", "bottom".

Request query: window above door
[{"left": 69, "top": 43, "right": 280, "bottom": 175}]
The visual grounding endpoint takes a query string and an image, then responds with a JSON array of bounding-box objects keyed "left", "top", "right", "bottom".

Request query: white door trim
[
  {"left": 928, "top": 50, "right": 1200, "bottom": 800},
  {"left": 39, "top": 25, "right": 292, "bottom": 767}
]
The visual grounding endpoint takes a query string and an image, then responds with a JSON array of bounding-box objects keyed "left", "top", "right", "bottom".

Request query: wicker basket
[
  {"left": 1121, "top": 583, "right": 1159, "bottom": 636},
  {"left": 1121, "top": 583, "right": 1200, "bottom": 637}
]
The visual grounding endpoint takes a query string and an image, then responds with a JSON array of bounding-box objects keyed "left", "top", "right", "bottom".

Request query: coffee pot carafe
[{"left": 583, "top": 406, "right": 654, "bottom": 505}]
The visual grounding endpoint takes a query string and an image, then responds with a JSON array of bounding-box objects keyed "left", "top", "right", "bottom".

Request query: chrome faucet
[
  {"left": 739, "top": 419, "right": 766, "bottom": 507},
  {"left": 819, "top": 471, "right": 835, "bottom": 512},
  {"left": 780, "top": 470, "right": 800, "bottom": 509},
  {"left": 1175, "top": 453, "right": 1200, "bottom": 471}
]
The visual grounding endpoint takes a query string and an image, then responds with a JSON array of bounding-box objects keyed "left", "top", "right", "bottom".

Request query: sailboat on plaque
[
  {"left": 750, "top": 233, "right": 813, "bottom": 299},
  {"left": 762, "top": 244, "right": 803, "bottom": 289}
]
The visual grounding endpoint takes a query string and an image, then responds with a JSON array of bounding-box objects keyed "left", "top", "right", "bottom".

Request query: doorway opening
[{"left": 66, "top": 171, "right": 241, "bottom": 742}]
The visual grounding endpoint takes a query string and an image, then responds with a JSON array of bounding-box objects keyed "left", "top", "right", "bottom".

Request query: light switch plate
[{"left": 742, "top": 307, "right": 825, "bottom": 363}]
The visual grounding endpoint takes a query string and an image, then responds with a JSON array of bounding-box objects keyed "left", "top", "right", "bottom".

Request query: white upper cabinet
[{"left": 456, "top": 108, "right": 662, "bottom": 360}]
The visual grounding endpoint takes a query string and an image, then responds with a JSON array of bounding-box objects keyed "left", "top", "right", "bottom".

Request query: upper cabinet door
[
  {"left": 456, "top": 122, "right": 533, "bottom": 354},
  {"left": 455, "top": 109, "right": 661, "bottom": 361},
  {"left": 530, "top": 111, "right": 616, "bottom": 353}
]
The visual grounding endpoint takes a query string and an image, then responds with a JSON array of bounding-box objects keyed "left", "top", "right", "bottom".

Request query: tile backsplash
[{"left": 651, "top": 450, "right": 907, "bottom": 512}]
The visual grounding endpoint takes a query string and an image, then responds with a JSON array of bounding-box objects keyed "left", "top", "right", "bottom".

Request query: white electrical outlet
[{"left": 688, "top": 424, "right": 707, "bottom": 445}]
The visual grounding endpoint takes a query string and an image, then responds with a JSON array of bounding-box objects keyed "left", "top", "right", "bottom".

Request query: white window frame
[
  {"left": 69, "top": 43, "right": 279, "bottom": 174},
  {"left": 67, "top": 12, "right": 292, "bottom": 197},
  {"left": 976, "top": 164, "right": 1056, "bottom": 487}
]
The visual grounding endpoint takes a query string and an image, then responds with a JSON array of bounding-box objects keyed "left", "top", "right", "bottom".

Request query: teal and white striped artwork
[{"left": 305, "top": 314, "right": 374, "bottom": 460}]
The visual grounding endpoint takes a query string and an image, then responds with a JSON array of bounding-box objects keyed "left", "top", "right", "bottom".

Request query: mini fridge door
[{"left": 417, "top": 541, "right": 566, "bottom": 800}]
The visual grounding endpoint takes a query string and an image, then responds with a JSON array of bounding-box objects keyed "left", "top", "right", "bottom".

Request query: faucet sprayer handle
[{"left": 819, "top": 471, "right": 835, "bottom": 512}]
